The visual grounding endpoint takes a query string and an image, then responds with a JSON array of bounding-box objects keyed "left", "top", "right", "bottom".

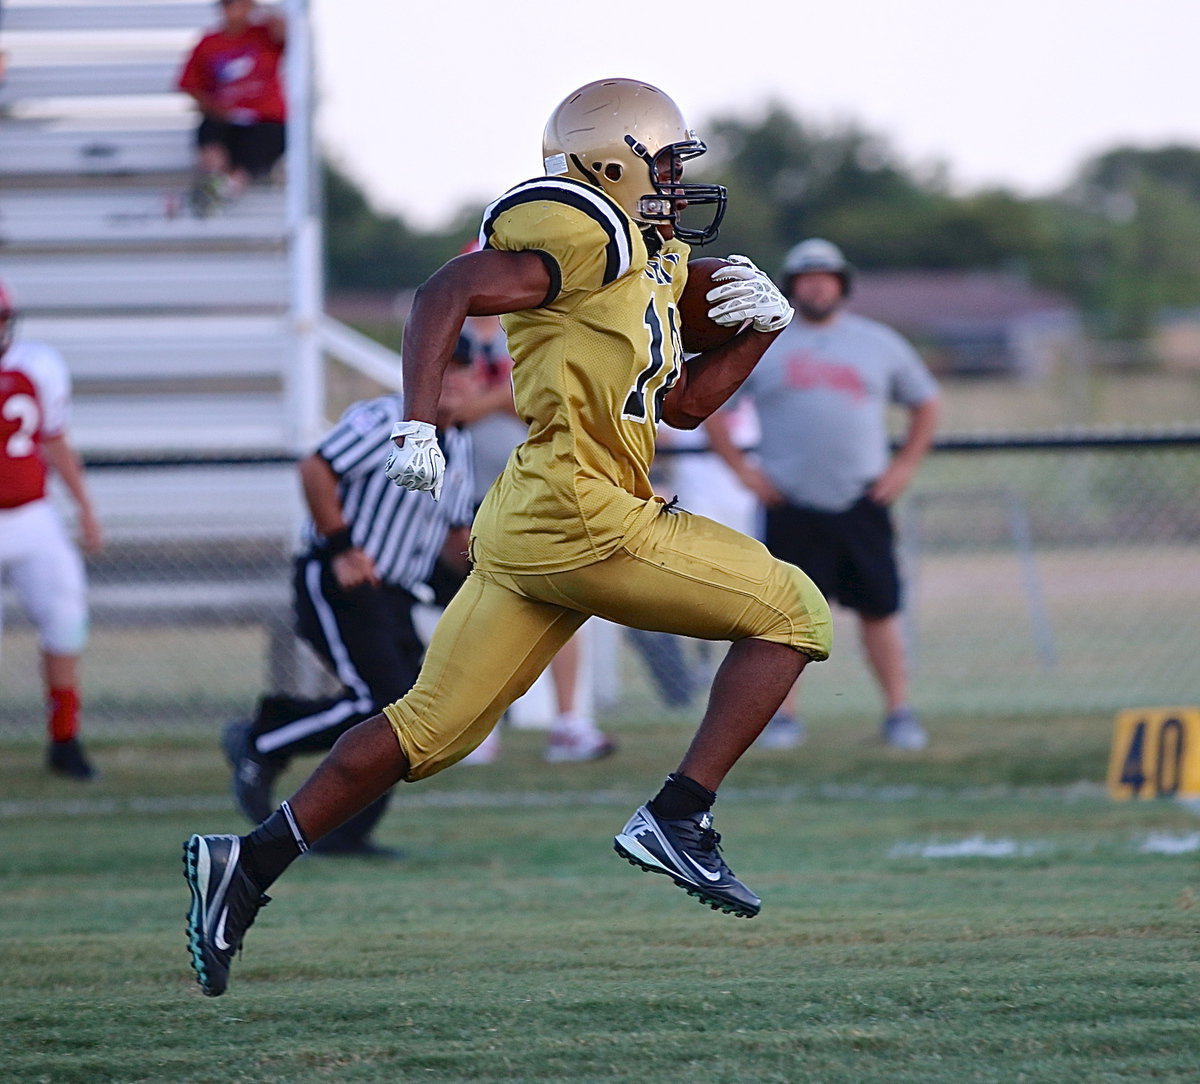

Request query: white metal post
[{"left": 284, "top": 0, "right": 324, "bottom": 453}]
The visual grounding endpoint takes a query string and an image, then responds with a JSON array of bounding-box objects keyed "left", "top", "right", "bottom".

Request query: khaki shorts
[{"left": 384, "top": 507, "right": 831, "bottom": 780}]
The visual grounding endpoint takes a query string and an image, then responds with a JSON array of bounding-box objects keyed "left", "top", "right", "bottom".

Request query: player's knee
[
  {"left": 781, "top": 562, "right": 833, "bottom": 662},
  {"left": 41, "top": 615, "right": 88, "bottom": 656},
  {"left": 330, "top": 714, "right": 410, "bottom": 781}
]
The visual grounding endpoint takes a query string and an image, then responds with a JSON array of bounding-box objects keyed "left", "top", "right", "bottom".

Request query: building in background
[{"left": 851, "top": 270, "right": 1083, "bottom": 382}]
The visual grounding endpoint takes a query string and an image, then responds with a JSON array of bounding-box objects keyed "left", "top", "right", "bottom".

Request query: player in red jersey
[{"left": 0, "top": 282, "right": 103, "bottom": 779}]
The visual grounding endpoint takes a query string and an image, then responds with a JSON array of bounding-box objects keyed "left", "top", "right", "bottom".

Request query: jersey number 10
[{"left": 623, "top": 299, "right": 683, "bottom": 425}]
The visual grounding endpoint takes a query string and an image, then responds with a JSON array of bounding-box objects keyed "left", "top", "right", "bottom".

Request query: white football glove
[
  {"left": 706, "top": 254, "right": 795, "bottom": 333},
  {"left": 384, "top": 420, "right": 445, "bottom": 500}
]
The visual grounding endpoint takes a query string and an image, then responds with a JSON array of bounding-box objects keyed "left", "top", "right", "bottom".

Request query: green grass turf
[{"left": 1, "top": 715, "right": 1198, "bottom": 1082}]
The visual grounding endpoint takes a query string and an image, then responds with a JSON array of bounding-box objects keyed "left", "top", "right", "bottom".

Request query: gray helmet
[{"left": 779, "top": 237, "right": 853, "bottom": 296}]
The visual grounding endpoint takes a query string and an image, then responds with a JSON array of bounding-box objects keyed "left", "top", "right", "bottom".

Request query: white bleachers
[
  {"left": 3, "top": 3, "right": 214, "bottom": 32},
  {"left": 0, "top": 121, "right": 196, "bottom": 180},
  {"left": 1, "top": 186, "right": 290, "bottom": 245},
  {"left": 75, "top": 464, "right": 301, "bottom": 543},
  {"left": 0, "top": 0, "right": 327, "bottom": 460},
  {"left": 74, "top": 393, "right": 292, "bottom": 455},
  {"left": 21, "top": 314, "right": 293, "bottom": 380},
  {"left": 6, "top": 250, "right": 293, "bottom": 312},
  {"left": 0, "top": 2, "right": 408, "bottom": 697},
  {"left": 0, "top": 61, "right": 181, "bottom": 101}
]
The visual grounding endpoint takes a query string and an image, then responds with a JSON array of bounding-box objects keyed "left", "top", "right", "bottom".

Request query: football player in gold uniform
[{"left": 183, "top": 78, "right": 832, "bottom": 996}]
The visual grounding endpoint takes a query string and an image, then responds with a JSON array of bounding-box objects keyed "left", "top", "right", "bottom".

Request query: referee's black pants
[{"left": 246, "top": 550, "right": 425, "bottom": 848}]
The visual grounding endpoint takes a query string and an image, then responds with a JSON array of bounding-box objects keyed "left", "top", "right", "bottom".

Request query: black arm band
[{"left": 324, "top": 527, "right": 354, "bottom": 555}]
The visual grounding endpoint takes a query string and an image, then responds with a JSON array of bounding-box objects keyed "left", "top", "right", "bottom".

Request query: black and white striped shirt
[{"left": 302, "top": 394, "right": 475, "bottom": 592}]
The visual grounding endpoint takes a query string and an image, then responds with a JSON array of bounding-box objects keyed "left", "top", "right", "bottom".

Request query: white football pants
[{"left": 0, "top": 499, "right": 88, "bottom": 657}]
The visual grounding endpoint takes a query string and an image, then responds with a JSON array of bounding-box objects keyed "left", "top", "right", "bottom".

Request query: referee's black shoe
[
  {"left": 222, "top": 720, "right": 287, "bottom": 825},
  {"left": 614, "top": 804, "right": 761, "bottom": 918},
  {"left": 183, "top": 833, "right": 270, "bottom": 997}
]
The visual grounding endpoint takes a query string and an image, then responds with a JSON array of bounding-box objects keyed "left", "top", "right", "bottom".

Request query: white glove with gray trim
[
  {"left": 706, "top": 254, "right": 794, "bottom": 332},
  {"left": 384, "top": 420, "right": 445, "bottom": 500}
]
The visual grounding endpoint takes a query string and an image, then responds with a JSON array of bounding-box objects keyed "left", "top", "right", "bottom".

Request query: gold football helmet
[{"left": 542, "top": 78, "right": 726, "bottom": 245}]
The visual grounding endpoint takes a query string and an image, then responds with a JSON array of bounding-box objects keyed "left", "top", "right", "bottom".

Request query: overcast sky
[{"left": 309, "top": 0, "right": 1199, "bottom": 231}]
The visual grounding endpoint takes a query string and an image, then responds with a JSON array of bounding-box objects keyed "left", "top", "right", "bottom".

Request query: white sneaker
[
  {"left": 544, "top": 714, "right": 618, "bottom": 763},
  {"left": 462, "top": 728, "right": 502, "bottom": 765},
  {"left": 756, "top": 714, "right": 806, "bottom": 750},
  {"left": 882, "top": 708, "right": 928, "bottom": 750}
]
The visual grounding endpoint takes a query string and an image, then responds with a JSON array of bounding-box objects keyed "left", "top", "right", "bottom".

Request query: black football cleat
[
  {"left": 183, "top": 833, "right": 269, "bottom": 997},
  {"left": 47, "top": 738, "right": 97, "bottom": 781},
  {"left": 221, "top": 720, "right": 287, "bottom": 825},
  {"left": 614, "top": 803, "right": 761, "bottom": 918}
]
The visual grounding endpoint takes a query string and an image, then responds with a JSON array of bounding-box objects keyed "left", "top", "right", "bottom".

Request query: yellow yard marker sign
[{"left": 1107, "top": 707, "right": 1200, "bottom": 800}]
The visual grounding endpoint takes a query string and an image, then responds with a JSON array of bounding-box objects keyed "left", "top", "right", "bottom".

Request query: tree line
[{"left": 324, "top": 103, "right": 1200, "bottom": 340}]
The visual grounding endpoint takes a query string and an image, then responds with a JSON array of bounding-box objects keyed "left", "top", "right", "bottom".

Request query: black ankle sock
[
  {"left": 649, "top": 772, "right": 717, "bottom": 820},
  {"left": 241, "top": 802, "right": 308, "bottom": 890}
]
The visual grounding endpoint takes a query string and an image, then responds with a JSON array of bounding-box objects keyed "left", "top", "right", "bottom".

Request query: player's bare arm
[
  {"left": 399, "top": 250, "right": 550, "bottom": 423},
  {"left": 386, "top": 249, "right": 551, "bottom": 501},
  {"left": 662, "top": 253, "right": 794, "bottom": 429},
  {"left": 660, "top": 327, "right": 785, "bottom": 430}
]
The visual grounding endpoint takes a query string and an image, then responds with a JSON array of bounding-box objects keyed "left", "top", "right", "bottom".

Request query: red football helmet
[{"left": 0, "top": 281, "right": 15, "bottom": 355}]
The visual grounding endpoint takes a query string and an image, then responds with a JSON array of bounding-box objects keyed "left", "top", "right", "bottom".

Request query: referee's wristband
[{"left": 323, "top": 527, "right": 355, "bottom": 556}]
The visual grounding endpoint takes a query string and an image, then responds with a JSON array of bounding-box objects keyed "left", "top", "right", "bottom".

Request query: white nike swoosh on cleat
[
  {"left": 641, "top": 817, "right": 725, "bottom": 883},
  {"left": 676, "top": 849, "right": 723, "bottom": 882},
  {"left": 637, "top": 817, "right": 724, "bottom": 884},
  {"left": 213, "top": 908, "right": 233, "bottom": 952},
  {"left": 202, "top": 836, "right": 242, "bottom": 949}
]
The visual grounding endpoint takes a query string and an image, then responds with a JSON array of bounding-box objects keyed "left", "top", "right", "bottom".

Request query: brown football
[{"left": 678, "top": 257, "right": 741, "bottom": 354}]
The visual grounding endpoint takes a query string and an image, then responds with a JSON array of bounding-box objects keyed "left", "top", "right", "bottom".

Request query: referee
[{"left": 222, "top": 353, "right": 479, "bottom": 857}]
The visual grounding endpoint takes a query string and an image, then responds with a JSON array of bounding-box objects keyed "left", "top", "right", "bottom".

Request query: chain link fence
[
  {"left": 1, "top": 435, "right": 1198, "bottom": 738},
  {"left": 600, "top": 432, "right": 1200, "bottom": 726},
  {"left": 897, "top": 433, "right": 1199, "bottom": 719}
]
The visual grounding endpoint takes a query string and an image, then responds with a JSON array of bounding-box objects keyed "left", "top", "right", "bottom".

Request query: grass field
[{"left": 2, "top": 714, "right": 1198, "bottom": 1083}]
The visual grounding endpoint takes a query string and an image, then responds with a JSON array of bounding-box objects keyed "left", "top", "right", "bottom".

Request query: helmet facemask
[{"left": 622, "top": 137, "right": 726, "bottom": 245}]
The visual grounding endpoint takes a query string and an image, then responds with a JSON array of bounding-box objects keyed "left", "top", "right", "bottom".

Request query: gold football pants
[{"left": 384, "top": 507, "right": 831, "bottom": 780}]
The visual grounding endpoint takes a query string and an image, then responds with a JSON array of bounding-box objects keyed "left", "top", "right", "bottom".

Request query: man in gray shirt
[{"left": 710, "top": 238, "right": 940, "bottom": 750}]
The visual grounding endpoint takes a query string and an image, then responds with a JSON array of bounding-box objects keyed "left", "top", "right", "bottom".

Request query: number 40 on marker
[{"left": 1107, "top": 707, "right": 1200, "bottom": 800}]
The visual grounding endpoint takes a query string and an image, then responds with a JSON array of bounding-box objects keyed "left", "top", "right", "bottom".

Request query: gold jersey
[{"left": 470, "top": 177, "right": 692, "bottom": 573}]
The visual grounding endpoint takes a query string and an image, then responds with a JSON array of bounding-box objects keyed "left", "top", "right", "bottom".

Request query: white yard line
[
  {"left": 1137, "top": 831, "right": 1200, "bottom": 854},
  {"left": 5, "top": 783, "right": 1197, "bottom": 857},
  {"left": 0, "top": 779, "right": 1117, "bottom": 820}
]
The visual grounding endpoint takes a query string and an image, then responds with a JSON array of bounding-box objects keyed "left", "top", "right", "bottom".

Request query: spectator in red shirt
[{"left": 177, "top": 0, "right": 287, "bottom": 214}]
